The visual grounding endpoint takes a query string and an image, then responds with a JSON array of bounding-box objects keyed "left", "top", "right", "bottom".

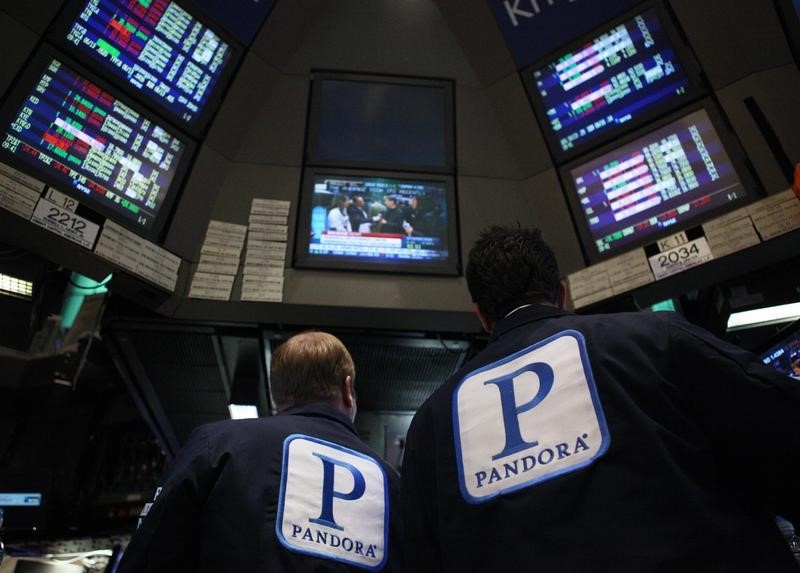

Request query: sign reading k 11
[
  {"left": 453, "top": 331, "right": 609, "bottom": 503},
  {"left": 277, "top": 435, "right": 388, "bottom": 570},
  {"left": 489, "top": 0, "right": 641, "bottom": 68}
]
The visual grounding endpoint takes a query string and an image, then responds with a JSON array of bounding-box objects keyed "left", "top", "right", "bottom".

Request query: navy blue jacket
[
  {"left": 118, "top": 403, "right": 402, "bottom": 572},
  {"left": 402, "top": 306, "right": 800, "bottom": 572}
]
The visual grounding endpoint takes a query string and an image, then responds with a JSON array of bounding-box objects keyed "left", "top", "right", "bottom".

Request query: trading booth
[{"left": 0, "top": 0, "right": 799, "bottom": 569}]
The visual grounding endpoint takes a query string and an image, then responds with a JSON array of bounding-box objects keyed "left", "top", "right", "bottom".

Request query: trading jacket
[
  {"left": 118, "top": 403, "right": 403, "bottom": 572},
  {"left": 402, "top": 305, "right": 800, "bottom": 572}
]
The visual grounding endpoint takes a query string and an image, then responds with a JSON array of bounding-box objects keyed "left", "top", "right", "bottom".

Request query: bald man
[{"left": 118, "top": 332, "right": 403, "bottom": 572}]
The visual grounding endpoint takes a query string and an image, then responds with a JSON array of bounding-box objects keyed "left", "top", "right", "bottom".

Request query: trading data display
[
  {"left": 61, "top": 0, "right": 233, "bottom": 129},
  {"left": 761, "top": 326, "right": 800, "bottom": 379},
  {"left": 531, "top": 7, "right": 693, "bottom": 156},
  {"left": 307, "top": 175, "right": 451, "bottom": 263},
  {"left": 1, "top": 57, "right": 188, "bottom": 231},
  {"left": 568, "top": 108, "right": 747, "bottom": 255}
]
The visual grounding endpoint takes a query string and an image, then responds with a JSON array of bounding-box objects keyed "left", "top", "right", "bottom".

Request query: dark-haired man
[
  {"left": 402, "top": 225, "right": 800, "bottom": 572},
  {"left": 119, "top": 331, "right": 402, "bottom": 572}
]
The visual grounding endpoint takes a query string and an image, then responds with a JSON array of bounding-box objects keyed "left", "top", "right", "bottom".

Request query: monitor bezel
[
  {"left": 0, "top": 44, "right": 197, "bottom": 241},
  {"left": 46, "top": 0, "right": 244, "bottom": 139},
  {"left": 773, "top": 0, "right": 800, "bottom": 70},
  {"left": 757, "top": 317, "right": 800, "bottom": 366},
  {"left": 293, "top": 166, "right": 461, "bottom": 276},
  {"left": 520, "top": 0, "right": 706, "bottom": 165},
  {"left": 304, "top": 71, "right": 456, "bottom": 175},
  {"left": 558, "top": 98, "right": 760, "bottom": 264}
]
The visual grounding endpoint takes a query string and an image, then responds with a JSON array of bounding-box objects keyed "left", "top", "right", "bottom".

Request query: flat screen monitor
[
  {"left": 560, "top": 102, "right": 755, "bottom": 261},
  {"left": 0, "top": 46, "right": 195, "bottom": 238},
  {"left": 523, "top": 3, "right": 703, "bottom": 163},
  {"left": 760, "top": 319, "right": 800, "bottom": 379},
  {"left": 49, "top": 0, "right": 241, "bottom": 136},
  {"left": 294, "top": 168, "right": 459, "bottom": 275},
  {"left": 305, "top": 73, "right": 455, "bottom": 174}
]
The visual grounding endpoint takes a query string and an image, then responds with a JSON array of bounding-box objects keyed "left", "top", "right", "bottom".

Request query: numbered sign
[
  {"left": 30, "top": 196, "right": 99, "bottom": 250},
  {"left": 648, "top": 236, "right": 713, "bottom": 280}
]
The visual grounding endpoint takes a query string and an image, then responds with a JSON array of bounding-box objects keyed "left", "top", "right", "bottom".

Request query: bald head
[{"left": 270, "top": 331, "right": 356, "bottom": 412}]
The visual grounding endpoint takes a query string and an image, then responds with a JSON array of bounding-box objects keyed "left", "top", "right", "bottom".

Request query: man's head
[
  {"left": 270, "top": 331, "right": 356, "bottom": 419},
  {"left": 354, "top": 196, "right": 365, "bottom": 208},
  {"left": 384, "top": 196, "right": 397, "bottom": 208},
  {"left": 466, "top": 225, "right": 563, "bottom": 331}
]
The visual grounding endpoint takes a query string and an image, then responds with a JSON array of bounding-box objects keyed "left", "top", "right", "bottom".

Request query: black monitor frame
[
  {"left": 558, "top": 98, "right": 760, "bottom": 264},
  {"left": 521, "top": 0, "right": 706, "bottom": 165},
  {"left": 774, "top": 0, "right": 800, "bottom": 70},
  {"left": 47, "top": 0, "right": 244, "bottom": 139},
  {"left": 0, "top": 44, "right": 197, "bottom": 241},
  {"left": 304, "top": 71, "right": 456, "bottom": 175},
  {"left": 293, "top": 166, "right": 461, "bottom": 276},
  {"left": 757, "top": 317, "right": 800, "bottom": 368}
]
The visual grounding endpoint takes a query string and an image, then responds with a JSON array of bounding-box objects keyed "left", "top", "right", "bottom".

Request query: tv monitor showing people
[{"left": 295, "top": 170, "right": 459, "bottom": 275}]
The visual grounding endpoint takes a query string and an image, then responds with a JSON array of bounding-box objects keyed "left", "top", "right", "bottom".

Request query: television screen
[
  {"left": 50, "top": 0, "right": 240, "bottom": 135},
  {"left": 294, "top": 169, "right": 459, "bottom": 275},
  {"left": 0, "top": 48, "right": 194, "bottom": 236},
  {"left": 306, "top": 73, "right": 455, "bottom": 173},
  {"left": 524, "top": 4, "right": 702, "bottom": 162},
  {"left": 760, "top": 320, "right": 800, "bottom": 379},
  {"left": 562, "top": 104, "right": 753, "bottom": 260}
]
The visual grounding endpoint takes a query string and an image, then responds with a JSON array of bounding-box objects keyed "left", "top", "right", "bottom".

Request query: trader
[
  {"left": 119, "top": 331, "right": 402, "bottom": 572},
  {"left": 402, "top": 225, "right": 800, "bottom": 572}
]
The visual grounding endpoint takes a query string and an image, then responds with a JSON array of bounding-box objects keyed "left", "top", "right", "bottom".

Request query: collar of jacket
[
  {"left": 489, "top": 304, "right": 572, "bottom": 344},
  {"left": 279, "top": 402, "right": 358, "bottom": 435}
]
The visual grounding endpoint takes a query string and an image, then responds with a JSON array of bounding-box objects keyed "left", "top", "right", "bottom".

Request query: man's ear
[
  {"left": 473, "top": 303, "right": 494, "bottom": 334},
  {"left": 341, "top": 375, "right": 355, "bottom": 409},
  {"left": 557, "top": 280, "right": 568, "bottom": 310}
]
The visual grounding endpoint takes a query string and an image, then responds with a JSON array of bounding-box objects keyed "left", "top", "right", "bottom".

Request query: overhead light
[
  {"left": 726, "top": 302, "right": 800, "bottom": 331},
  {"left": 0, "top": 273, "right": 33, "bottom": 299},
  {"left": 228, "top": 404, "right": 259, "bottom": 419}
]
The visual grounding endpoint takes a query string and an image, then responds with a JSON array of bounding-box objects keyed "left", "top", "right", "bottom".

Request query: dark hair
[
  {"left": 270, "top": 331, "right": 355, "bottom": 410},
  {"left": 466, "top": 225, "right": 560, "bottom": 323}
]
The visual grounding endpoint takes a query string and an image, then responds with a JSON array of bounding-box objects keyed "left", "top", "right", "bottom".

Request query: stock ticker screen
[
  {"left": 530, "top": 7, "right": 694, "bottom": 156},
  {"left": 59, "top": 0, "right": 234, "bottom": 131},
  {"left": 0, "top": 56, "right": 188, "bottom": 231},
  {"left": 567, "top": 108, "right": 747, "bottom": 256}
]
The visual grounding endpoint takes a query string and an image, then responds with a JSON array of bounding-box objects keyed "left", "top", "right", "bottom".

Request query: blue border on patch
[
  {"left": 452, "top": 329, "right": 611, "bottom": 504},
  {"left": 275, "top": 434, "right": 390, "bottom": 571}
]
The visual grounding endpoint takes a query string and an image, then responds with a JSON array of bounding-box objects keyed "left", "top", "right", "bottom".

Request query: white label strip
[
  {"left": 605, "top": 248, "right": 652, "bottom": 283},
  {"left": 188, "top": 272, "right": 235, "bottom": 301},
  {"left": 0, "top": 164, "right": 44, "bottom": 219},
  {"left": 251, "top": 198, "right": 291, "bottom": 216},
  {"left": 30, "top": 197, "right": 100, "bottom": 250},
  {"left": 44, "top": 188, "right": 78, "bottom": 212},
  {"left": 248, "top": 228, "right": 288, "bottom": 242},
  {"left": 704, "top": 217, "right": 760, "bottom": 258},
  {"left": 249, "top": 213, "right": 289, "bottom": 225},
  {"left": 94, "top": 221, "right": 180, "bottom": 292},
  {"left": 572, "top": 286, "right": 615, "bottom": 310},
  {"left": 567, "top": 263, "right": 612, "bottom": 301},
  {"left": 243, "top": 263, "right": 284, "bottom": 277}
]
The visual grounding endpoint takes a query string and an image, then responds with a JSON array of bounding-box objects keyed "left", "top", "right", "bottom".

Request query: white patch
[
  {"left": 453, "top": 330, "right": 609, "bottom": 503},
  {"left": 277, "top": 435, "right": 388, "bottom": 570}
]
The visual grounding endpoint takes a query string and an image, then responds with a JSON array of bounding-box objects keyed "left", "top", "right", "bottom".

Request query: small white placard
[
  {"left": 747, "top": 189, "right": 800, "bottom": 240},
  {"left": 44, "top": 188, "right": 78, "bottom": 212},
  {"left": 251, "top": 198, "right": 291, "bottom": 216},
  {"left": 567, "top": 263, "right": 612, "bottom": 302},
  {"left": 94, "top": 221, "right": 180, "bottom": 291},
  {"left": 250, "top": 213, "right": 289, "bottom": 225},
  {"left": 31, "top": 197, "right": 100, "bottom": 250},
  {"left": 243, "top": 263, "right": 284, "bottom": 277},
  {"left": 654, "top": 231, "right": 689, "bottom": 253},
  {"left": 0, "top": 163, "right": 44, "bottom": 219},
  {"left": 241, "top": 276, "right": 284, "bottom": 302},
  {"left": 703, "top": 209, "right": 760, "bottom": 258},
  {"left": 648, "top": 236, "right": 714, "bottom": 280},
  {"left": 248, "top": 226, "right": 288, "bottom": 242},
  {"left": 246, "top": 240, "right": 287, "bottom": 262},
  {"left": 198, "top": 253, "right": 240, "bottom": 275},
  {"left": 188, "top": 271, "right": 234, "bottom": 301},
  {"left": 572, "top": 287, "right": 615, "bottom": 310}
]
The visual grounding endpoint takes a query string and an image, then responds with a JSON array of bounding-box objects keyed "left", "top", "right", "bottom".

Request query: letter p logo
[{"left": 309, "top": 453, "right": 366, "bottom": 531}]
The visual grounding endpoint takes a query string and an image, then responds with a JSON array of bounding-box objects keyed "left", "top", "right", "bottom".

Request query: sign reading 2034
[{"left": 452, "top": 330, "right": 610, "bottom": 503}]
